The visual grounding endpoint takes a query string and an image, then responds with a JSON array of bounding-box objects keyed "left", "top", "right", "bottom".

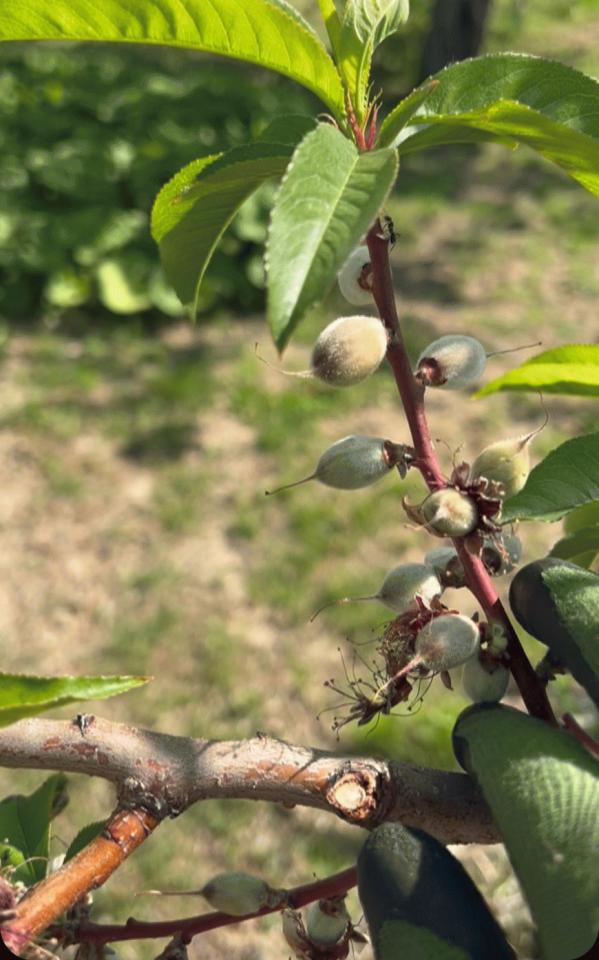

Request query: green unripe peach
[
  {"left": 305, "top": 898, "right": 350, "bottom": 946},
  {"left": 462, "top": 654, "right": 510, "bottom": 703},
  {"left": 310, "top": 315, "right": 388, "bottom": 386},
  {"left": 337, "top": 246, "right": 373, "bottom": 306},
  {"left": 422, "top": 489, "right": 478, "bottom": 537},
  {"left": 267, "top": 435, "right": 408, "bottom": 494},
  {"left": 415, "top": 335, "right": 486, "bottom": 390},
  {"left": 200, "top": 872, "right": 278, "bottom": 916},
  {"left": 415, "top": 614, "right": 480, "bottom": 672},
  {"left": 471, "top": 435, "right": 533, "bottom": 498},
  {"left": 312, "top": 562, "right": 441, "bottom": 620},
  {"left": 374, "top": 563, "right": 442, "bottom": 613}
]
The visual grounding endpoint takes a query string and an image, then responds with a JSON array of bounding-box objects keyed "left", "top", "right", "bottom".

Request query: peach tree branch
[
  {"left": 51, "top": 866, "right": 359, "bottom": 947},
  {"left": 0, "top": 715, "right": 497, "bottom": 952},
  {"left": 0, "top": 716, "right": 495, "bottom": 842},
  {"left": 2, "top": 806, "right": 160, "bottom": 955},
  {"left": 365, "top": 222, "right": 557, "bottom": 727}
]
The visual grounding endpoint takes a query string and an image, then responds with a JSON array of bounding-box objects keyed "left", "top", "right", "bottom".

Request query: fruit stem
[{"left": 366, "top": 221, "right": 557, "bottom": 727}]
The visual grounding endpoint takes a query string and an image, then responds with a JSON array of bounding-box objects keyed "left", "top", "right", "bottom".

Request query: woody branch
[{"left": 0, "top": 716, "right": 497, "bottom": 952}]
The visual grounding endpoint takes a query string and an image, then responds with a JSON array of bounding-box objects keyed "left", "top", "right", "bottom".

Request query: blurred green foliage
[{"left": 0, "top": 44, "right": 313, "bottom": 323}]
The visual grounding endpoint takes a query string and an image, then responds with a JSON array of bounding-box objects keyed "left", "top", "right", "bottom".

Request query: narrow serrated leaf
[
  {"left": 152, "top": 143, "right": 293, "bottom": 308},
  {"left": 378, "top": 81, "right": 440, "bottom": 147},
  {"left": 0, "top": 775, "right": 68, "bottom": 885},
  {"left": 502, "top": 432, "right": 599, "bottom": 523},
  {"left": 509, "top": 558, "right": 599, "bottom": 705},
  {"left": 0, "top": 673, "right": 148, "bottom": 727},
  {"left": 565, "top": 500, "right": 599, "bottom": 534},
  {"left": 551, "top": 529, "right": 599, "bottom": 570},
  {"left": 267, "top": 123, "right": 398, "bottom": 350},
  {"left": 338, "top": 2, "right": 409, "bottom": 119},
  {"left": 477, "top": 345, "right": 599, "bottom": 398},
  {"left": 397, "top": 54, "right": 599, "bottom": 196},
  {"left": 65, "top": 821, "right": 105, "bottom": 862},
  {"left": 401, "top": 99, "right": 599, "bottom": 196},
  {"left": 344, "top": 1, "right": 410, "bottom": 45},
  {"left": 0, "top": 0, "right": 345, "bottom": 116},
  {"left": 358, "top": 823, "right": 514, "bottom": 959},
  {"left": 453, "top": 704, "right": 599, "bottom": 960}
]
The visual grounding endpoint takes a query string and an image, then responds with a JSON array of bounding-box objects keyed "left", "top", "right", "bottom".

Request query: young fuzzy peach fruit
[
  {"left": 310, "top": 315, "right": 388, "bottom": 386},
  {"left": 337, "top": 245, "right": 374, "bottom": 305},
  {"left": 200, "top": 872, "right": 281, "bottom": 915},
  {"left": 471, "top": 434, "right": 536, "bottom": 498},
  {"left": 306, "top": 898, "right": 351, "bottom": 946},
  {"left": 415, "top": 335, "right": 486, "bottom": 390},
  {"left": 422, "top": 489, "right": 478, "bottom": 537},
  {"left": 462, "top": 653, "right": 510, "bottom": 703},
  {"left": 266, "top": 436, "right": 408, "bottom": 494},
  {"left": 138, "top": 872, "right": 283, "bottom": 916},
  {"left": 414, "top": 614, "right": 480, "bottom": 673},
  {"left": 311, "top": 562, "right": 441, "bottom": 619}
]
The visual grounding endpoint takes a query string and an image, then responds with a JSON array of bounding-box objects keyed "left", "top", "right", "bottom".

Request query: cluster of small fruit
[
  {"left": 165, "top": 872, "right": 364, "bottom": 958},
  {"left": 268, "top": 242, "right": 537, "bottom": 718}
]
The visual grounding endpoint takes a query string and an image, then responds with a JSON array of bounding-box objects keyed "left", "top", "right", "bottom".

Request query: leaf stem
[{"left": 366, "top": 221, "right": 557, "bottom": 726}]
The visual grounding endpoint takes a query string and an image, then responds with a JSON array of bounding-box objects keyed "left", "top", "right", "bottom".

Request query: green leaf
[
  {"left": 267, "top": 123, "right": 398, "bottom": 350},
  {"left": 502, "top": 432, "right": 599, "bottom": 523},
  {"left": 476, "top": 345, "right": 599, "bottom": 398},
  {"left": 0, "top": 775, "right": 68, "bottom": 885},
  {"left": 344, "top": 1, "right": 409, "bottom": 44},
  {"left": 256, "top": 115, "right": 316, "bottom": 145},
  {"left": 316, "top": 0, "right": 342, "bottom": 57},
  {"left": 357, "top": 823, "right": 514, "bottom": 960},
  {"left": 402, "top": 100, "right": 599, "bottom": 197},
  {"left": 453, "top": 704, "right": 599, "bottom": 960},
  {"left": 377, "top": 923, "right": 469, "bottom": 960},
  {"left": 378, "top": 80, "right": 440, "bottom": 147},
  {"left": 0, "top": 673, "right": 148, "bottom": 728},
  {"left": 152, "top": 143, "right": 293, "bottom": 309},
  {"left": 565, "top": 499, "right": 599, "bottom": 534},
  {"left": 0, "top": 843, "right": 25, "bottom": 872},
  {"left": 65, "top": 821, "right": 105, "bottom": 862},
  {"left": 397, "top": 54, "right": 599, "bottom": 196},
  {"left": 0, "top": 0, "right": 345, "bottom": 117},
  {"left": 551, "top": 529, "right": 599, "bottom": 570},
  {"left": 509, "top": 558, "right": 599, "bottom": 706},
  {"left": 338, "top": 2, "right": 409, "bottom": 120}
]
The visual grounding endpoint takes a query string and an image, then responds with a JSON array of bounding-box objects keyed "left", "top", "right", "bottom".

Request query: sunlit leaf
[
  {"left": 267, "top": 123, "right": 398, "bottom": 349},
  {"left": 0, "top": 0, "right": 345, "bottom": 116},
  {"left": 0, "top": 673, "right": 148, "bottom": 727},
  {"left": 152, "top": 141, "right": 303, "bottom": 309},
  {"left": 397, "top": 55, "right": 599, "bottom": 196},
  {"left": 0, "top": 775, "right": 68, "bottom": 885},
  {"left": 502, "top": 432, "right": 599, "bottom": 522},
  {"left": 476, "top": 345, "right": 599, "bottom": 398}
]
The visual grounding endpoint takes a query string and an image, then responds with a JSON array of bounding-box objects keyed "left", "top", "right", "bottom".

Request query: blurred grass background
[{"left": 0, "top": 1, "right": 597, "bottom": 958}]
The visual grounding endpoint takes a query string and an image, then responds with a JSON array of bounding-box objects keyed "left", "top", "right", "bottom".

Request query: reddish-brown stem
[
  {"left": 2, "top": 807, "right": 160, "bottom": 956},
  {"left": 366, "top": 226, "right": 444, "bottom": 490},
  {"left": 366, "top": 222, "right": 557, "bottom": 726},
  {"left": 47, "top": 867, "right": 358, "bottom": 946}
]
